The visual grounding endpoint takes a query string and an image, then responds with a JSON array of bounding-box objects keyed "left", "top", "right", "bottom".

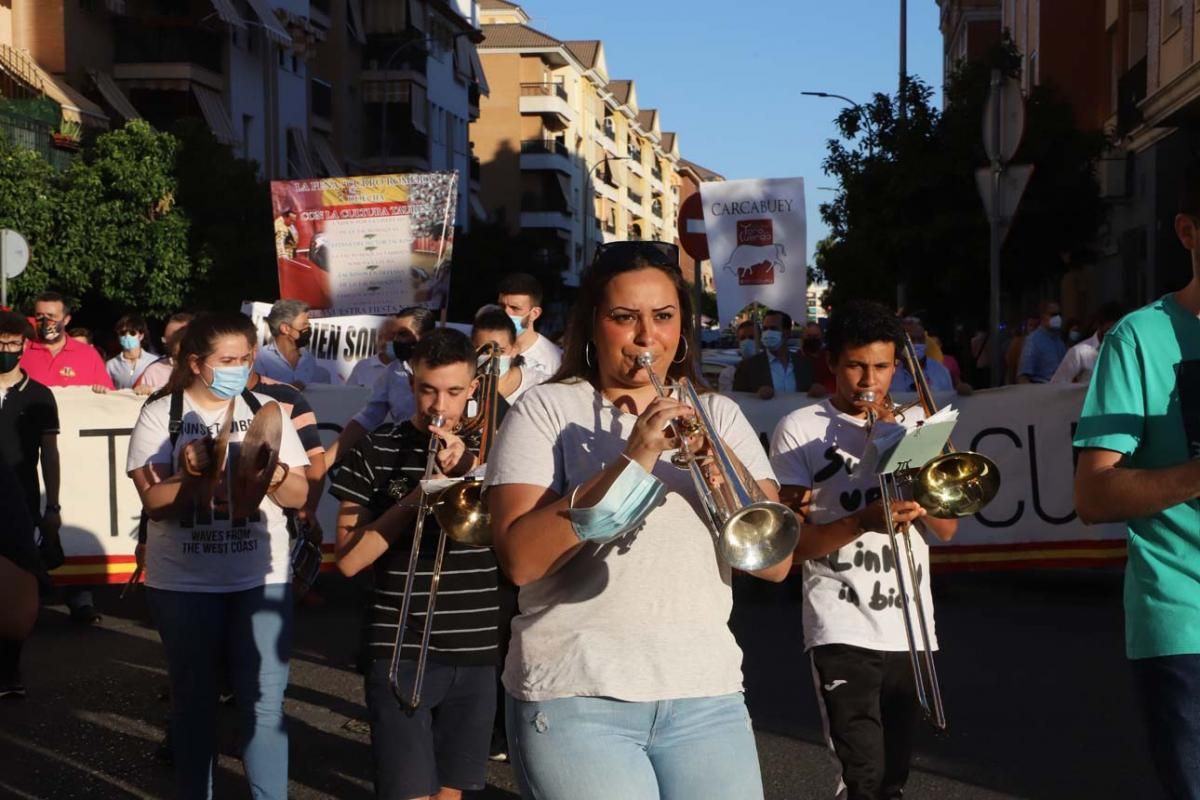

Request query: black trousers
[{"left": 810, "top": 644, "right": 920, "bottom": 800}]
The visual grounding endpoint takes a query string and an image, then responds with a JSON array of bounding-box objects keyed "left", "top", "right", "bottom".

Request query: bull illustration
[{"left": 722, "top": 243, "right": 787, "bottom": 286}]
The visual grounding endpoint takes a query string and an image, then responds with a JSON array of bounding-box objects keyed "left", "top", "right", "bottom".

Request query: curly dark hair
[{"left": 824, "top": 300, "right": 904, "bottom": 359}]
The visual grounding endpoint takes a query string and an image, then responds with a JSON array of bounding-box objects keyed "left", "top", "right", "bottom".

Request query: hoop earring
[
  {"left": 672, "top": 337, "right": 689, "bottom": 364},
  {"left": 585, "top": 341, "right": 595, "bottom": 368}
]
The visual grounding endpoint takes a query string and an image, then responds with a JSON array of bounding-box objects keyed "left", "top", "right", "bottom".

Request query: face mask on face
[
  {"left": 0, "top": 351, "right": 20, "bottom": 373},
  {"left": 1048, "top": 315, "right": 1063, "bottom": 330},
  {"left": 203, "top": 364, "right": 250, "bottom": 400},
  {"left": 1068, "top": 329, "right": 1082, "bottom": 343},
  {"left": 294, "top": 328, "right": 312, "bottom": 349},
  {"left": 119, "top": 334, "right": 140, "bottom": 352},
  {"left": 508, "top": 315, "right": 527, "bottom": 339},
  {"left": 739, "top": 339, "right": 758, "bottom": 359},
  {"left": 760, "top": 330, "right": 784, "bottom": 351},
  {"left": 392, "top": 340, "right": 415, "bottom": 361},
  {"left": 37, "top": 319, "right": 62, "bottom": 343},
  {"left": 477, "top": 353, "right": 512, "bottom": 377}
]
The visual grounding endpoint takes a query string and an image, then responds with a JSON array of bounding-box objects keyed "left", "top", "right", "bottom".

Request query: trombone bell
[
  {"left": 433, "top": 479, "right": 492, "bottom": 547},
  {"left": 911, "top": 452, "right": 1001, "bottom": 519}
]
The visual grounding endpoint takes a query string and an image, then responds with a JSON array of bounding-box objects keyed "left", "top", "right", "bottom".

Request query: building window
[{"left": 1164, "top": 0, "right": 1183, "bottom": 38}]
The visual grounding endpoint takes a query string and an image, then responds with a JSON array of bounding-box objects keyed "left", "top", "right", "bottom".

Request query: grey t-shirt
[{"left": 484, "top": 379, "right": 777, "bottom": 702}]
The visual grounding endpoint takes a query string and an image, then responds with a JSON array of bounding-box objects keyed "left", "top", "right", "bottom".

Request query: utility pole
[{"left": 896, "top": 0, "right": 908, "bottom": 312}]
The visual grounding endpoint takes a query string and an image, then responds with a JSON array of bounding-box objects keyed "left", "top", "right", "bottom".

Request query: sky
[{"left": 510, "top": 1, "right": 946, "bottom": 265}]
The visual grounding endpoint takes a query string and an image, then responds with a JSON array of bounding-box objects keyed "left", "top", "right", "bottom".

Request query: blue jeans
[
  {"left": 1132, "top": 654, "right": 1200, "bottom": 800},
  {"left": 148, "top": 584, "right": 293, "bottom": 800},
  {"left": 506, "top": 693, "right": 764, "bottom": 800}
]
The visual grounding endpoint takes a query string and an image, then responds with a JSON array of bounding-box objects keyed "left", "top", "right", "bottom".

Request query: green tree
[
  {"left": 816, "top": 37, "right": 1106, "bottom": 333},
  {"left": 0, "top": 119, "right": 197, "bottom": 314}
]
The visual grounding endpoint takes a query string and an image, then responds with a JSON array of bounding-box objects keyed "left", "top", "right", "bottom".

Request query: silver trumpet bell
[{"left": 637, "top": 353, "right": 800, "bottom": 571}]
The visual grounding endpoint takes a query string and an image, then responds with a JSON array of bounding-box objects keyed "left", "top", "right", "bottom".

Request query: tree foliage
[
  {"left": 816, "top": 37, "right": 1107, "bottom": 332},
  {"left": 0, "top": 119, "right": 197, "bottom": 315}
]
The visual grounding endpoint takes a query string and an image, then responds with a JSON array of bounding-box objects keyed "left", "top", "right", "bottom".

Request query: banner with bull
[
  {"left": 269, "top": 172, "right": 459, "bottom": 315},
  {"left": 700, "top": 177, "right": 807, "bottom": 325}
]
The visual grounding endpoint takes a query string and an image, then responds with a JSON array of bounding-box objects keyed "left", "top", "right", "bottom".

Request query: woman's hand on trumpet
[
  {"left": 623, "top": 395, "right": 698, "bottom": 472},
  {"left": 857, "top": 498, "right": 927, "bottom": 533}
]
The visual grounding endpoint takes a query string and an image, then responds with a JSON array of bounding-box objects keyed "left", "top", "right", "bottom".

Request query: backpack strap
[
  {"left": 139, "top": 389, "right": 186, "bottom": 544},
  {"left": 241, "top": 388, "right": 262, "bottom": 414}
]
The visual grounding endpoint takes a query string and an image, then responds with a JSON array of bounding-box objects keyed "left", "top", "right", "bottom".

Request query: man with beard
[
  {"left": 254, "top": 299, "right": 332, "bottom": 389},
  {"left": 19, "top": 292, "right": 112, "bottom": 391},
  {"left": 497, "top": 273, "right": 560, "bottom": 378}
]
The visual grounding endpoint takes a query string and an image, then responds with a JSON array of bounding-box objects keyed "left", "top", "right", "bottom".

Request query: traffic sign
[
  {"left": 678, "top": 192, "right": 709, "bottom": 261},
  {"left": 983, "top": 71, "right": 1025, "bottom": 165},
  {"left": 1, "top": 229, "right": 29, "bottom": 278},
  {"left": 976, "top": 164, "right": 1034, "bottom": 245}
]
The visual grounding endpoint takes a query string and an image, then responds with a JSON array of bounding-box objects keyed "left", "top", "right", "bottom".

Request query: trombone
[
  {"left": 637, "top": 352, "right": 800, "bottom": 571},
  {"left": 387, "top": 413, "right": 450, "bottom": 712},
  {"left": 862, "top": 334, "right": 1001, "bottom": 730},
  {"left": 429, "top": 343, "right": 502, "bottom": 547}
]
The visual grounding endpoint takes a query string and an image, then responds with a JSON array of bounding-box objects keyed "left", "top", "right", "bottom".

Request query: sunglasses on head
[{"left": 593, "top": 240, "right": 680, "bottom": 269}]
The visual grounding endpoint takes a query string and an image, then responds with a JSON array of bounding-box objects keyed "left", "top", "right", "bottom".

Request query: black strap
[
  {"left": 241, "top": 388, "right": 262, "bottom": 414},
  {"left": 139, "top": 390, "right": 187, "bottom": 544}
]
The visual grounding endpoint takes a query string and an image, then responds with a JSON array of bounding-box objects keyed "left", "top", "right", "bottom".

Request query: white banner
[
  {"left": 700, "top": 177, "right": 807, "bottom": 326},
  {"left": 48, "top": 383, "right": 1124, "bottom": 583},
  {"left": 243, "top": 301, "right": 391, "bottom": 385}
]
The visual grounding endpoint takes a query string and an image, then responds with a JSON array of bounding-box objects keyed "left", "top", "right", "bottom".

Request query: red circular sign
[{"left": 677, "top": 192, "right": 709, "bottom": 261}]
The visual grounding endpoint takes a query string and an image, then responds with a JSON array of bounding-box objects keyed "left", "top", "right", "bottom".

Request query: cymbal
[{"left": 232, "top": 402, "right": 283, "bottom": 519}]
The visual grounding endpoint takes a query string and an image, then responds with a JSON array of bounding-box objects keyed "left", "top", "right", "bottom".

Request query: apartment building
[
  {"left": 936, "top": 0, "right": 1002, "bottom": 87},
  {"left": 473, "top": 0, "right": 683, "bottom": 286},
  {"left": 0, "top": 1, "right": 488, "bottom": 229}
]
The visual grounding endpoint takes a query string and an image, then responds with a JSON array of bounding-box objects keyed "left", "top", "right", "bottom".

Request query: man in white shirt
[
  {"left": 346, "top": 315, "right": 408, "bottom": 388},
  {"left": 254, "top": 299, "right": 332, "bottom": 389},
  {"left": 1050, "top": 302, "right": 1124, "bottom": 385},
  {"left": 497, "top": 273, "right": 561, "bottom": 378}
]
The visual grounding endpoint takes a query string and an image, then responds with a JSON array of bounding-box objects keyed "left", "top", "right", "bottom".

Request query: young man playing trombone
[
  {"left": 769, "top": 300, "right": 958, "bottom": 800},
  {"left": 330, "top": 329, "right": 499, "bottom": 800}
]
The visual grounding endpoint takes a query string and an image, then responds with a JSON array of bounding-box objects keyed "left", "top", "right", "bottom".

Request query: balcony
[
  {"left": 651, "top": 163, "right": 663, "bottom": 181},
  {"left": 362, "top": 104, "right": 429, "bottom": 171},
  {"left": 520, "top": 138, "right": 572, "bottom": 174},
  {"left": 627, "top": 156, "right": 644, "bottom": 177},
  {"left": 520, "top": 211, "right": 574, "bottom": 232},
  {"left": 520, "top": 82, "right": 573, "bottom": 129},
  {"left": 362, "top": 37, "right": 428, "bottom": 84},
  {"left": 627, "top": 189, "right": 643, "bottom": 207},
  {"left": 1117, "top": 58, "right": 1147, "bottom": 138},
  {"left": 112, "top": 20, "right": 223, "bottom": 88}
]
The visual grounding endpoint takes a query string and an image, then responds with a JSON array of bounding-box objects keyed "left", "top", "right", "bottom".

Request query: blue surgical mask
[
  {"left": 477, "top": 353, "right": 512, "bottom": 377},
  {"left": 508, "top": 315, "right": 527, "bottom": 339},
  {"left": 568, "top": 457, "right": 665, "bottom": 543},
  {"left": 203, "top": 364, "right": 250, "bottom": 400},
  {"left": 761, "top": 330, "right": 784, "bottom": 351},
  {"left": 119, "top": 334, "right": 140, "bottom": 352},
  {"left": 739, "top": 339, "right": 758, "bottom": 359}
]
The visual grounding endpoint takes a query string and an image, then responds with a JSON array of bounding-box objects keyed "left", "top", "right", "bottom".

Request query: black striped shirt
[{"left": 329, "top": 421, "right": 499, "bottom": 666}]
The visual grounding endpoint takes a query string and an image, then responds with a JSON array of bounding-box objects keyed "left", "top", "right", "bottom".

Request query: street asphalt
[{"left": 0, "top": 568, "right": 1160, "bottom": 799}]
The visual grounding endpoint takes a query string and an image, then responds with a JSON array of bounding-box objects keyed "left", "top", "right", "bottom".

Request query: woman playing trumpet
[{"left": 484, "top": 241, "right": 792, "bottom": 800}]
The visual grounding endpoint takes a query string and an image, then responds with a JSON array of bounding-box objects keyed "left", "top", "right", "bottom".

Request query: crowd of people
[{"left": 0, "top": 221, "right": 1196, "bottom": 800}]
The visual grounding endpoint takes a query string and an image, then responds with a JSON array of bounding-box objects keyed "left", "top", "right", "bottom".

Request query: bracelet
[
  {"left": 569, "top": 485, "right": 582, "bottom": 510},
  {"left": 44, "top": 503, "right": 61, "bottom": 513}
]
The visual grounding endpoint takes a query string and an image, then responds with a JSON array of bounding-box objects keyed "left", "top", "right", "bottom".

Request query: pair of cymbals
[{"left": 202, "top": 401, "right": 284, "bottom": 518}]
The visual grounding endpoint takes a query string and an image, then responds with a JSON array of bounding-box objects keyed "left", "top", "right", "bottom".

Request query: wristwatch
[{"left": 44, "top": 503, "right": 61, "bottom": 513}]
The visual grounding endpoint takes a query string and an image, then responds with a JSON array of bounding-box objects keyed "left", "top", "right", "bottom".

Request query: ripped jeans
[{"left": 505, "top": 693, "right": 764, "bottom": 800}]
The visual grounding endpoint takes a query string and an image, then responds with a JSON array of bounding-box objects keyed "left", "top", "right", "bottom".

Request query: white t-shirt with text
[
  {"left": 770, "top": 399, "right": 937, "bottom": 652},
  {"left": 126, "top": 392, "right": 309, "bottom": 593}
]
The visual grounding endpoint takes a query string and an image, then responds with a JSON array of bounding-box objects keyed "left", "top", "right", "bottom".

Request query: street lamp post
[{"left": 801, "top": 91, "right": 874, "bottom": 155}]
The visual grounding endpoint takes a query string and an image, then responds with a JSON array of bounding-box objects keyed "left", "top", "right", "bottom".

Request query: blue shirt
[
  {"left": 889, "top": 357, "right": 954, "bottom": 394},
  {"left": 1074, "top": 294, "right": 1200, "bottom": 659},
  {"left": 352, "top": 360, "right": 415, "bottom": 431},
  {"left": 1017, "top": 327, "right": 1067, "bottom": 383},
  {"left": 768, "top": 352, "right": 797, "bottom": 393},
  {"left": 254, "top": 342, "right": 331, "bottom": 386}
]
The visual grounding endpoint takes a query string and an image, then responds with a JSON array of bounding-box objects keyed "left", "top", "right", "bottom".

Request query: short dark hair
[
  {"left": 764, "top": 309, "right": 793, "bottom": 332},
  {"left": 497, "top": 272, "right": 544, "bottom": 306},
  {"left": 33, "top": 291, "right": 70, "bottom": 314},
  {"left": 395, "top": 306, "right": 437, "bottom": 337},
  {"left": 473, "top": 305, "right": 517, "bottom": 344},
  {"left": 411, "top": 328, "right": 476, "bottom": 375},
  {"left": 67, "top": 326, "right": 93, "bottom": 343},
  {"left": 825, "top": 300, "right": 904, "bottom": 358},
  {"left": 0, "top": 310, "right": 33, "bottom": 339},
  {"left": 1096, "top": 301, "right": 1125, "bottom": 325},
  {"left": 115, "top": 313, "right": 149, "bottom": 338}
]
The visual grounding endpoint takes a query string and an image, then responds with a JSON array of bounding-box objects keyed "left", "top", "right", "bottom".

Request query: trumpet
[
  {"left": 429, "top": 344, "right": 502, "bottom": 547},
  {"left": 860, "top": 335, "right": 1002, "bottom": 730},
  {"left": 637, "top": 352, "right": 800, "bottom": 571},
  {"left": 387, "top": 413, "right": 450, "bottom": 712}
]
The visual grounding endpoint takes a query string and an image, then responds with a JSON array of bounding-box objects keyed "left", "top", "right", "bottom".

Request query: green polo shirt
[{"left": 1074, "top": 294, "right": 1200, "bottom": 659}]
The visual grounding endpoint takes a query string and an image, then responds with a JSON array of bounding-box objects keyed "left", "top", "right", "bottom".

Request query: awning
[
  {"left": 469, "top": 46, "right": 489, "bottom": 96},
  {"left": 287, "top": 127, "right": 318, "bottom": 177},
  {"left": 89, "top": 70, "right": 140, "bottom": 121},
  {"left": 346, "top": 0, "right": 367, "bottom": 44},
  {"left": 192, "top": 85, "right": 236, "bottom": 145},
  {"left": 454, "top": 36, "right": 472, "bottom": 81},
  {"left": 35, "top": 70, "right": 108, "bottom": 129},
  {"left": 207, "top": 0, "right": 247, "bottom": 28},
  {"left": 311, "top": 132, "right": 344, "bottom": 177},
  {"left": 244, "top": 0, "right": 292, "bottom": 46},
  {"left": 364, "top": 0, "right": 407, "bottom": 33}
]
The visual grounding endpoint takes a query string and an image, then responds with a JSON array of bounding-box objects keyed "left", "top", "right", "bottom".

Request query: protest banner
[
  {"left": 48, "top": 384, "right": 1123, "bottom": 584},
  {"left": 700, "top": 177, "right": 808, "bottom": 325},
  {"left": 270, "top": 172, "right": 458, "bottom": 315}
]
